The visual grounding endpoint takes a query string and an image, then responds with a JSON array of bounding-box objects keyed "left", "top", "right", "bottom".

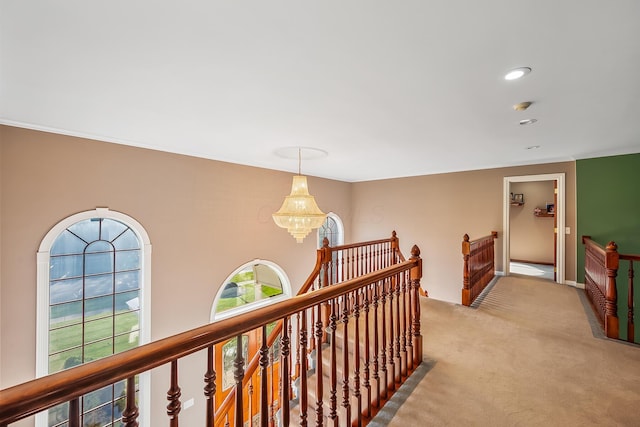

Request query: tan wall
[
  {"left": 351, "top": 162, "right": 576, "bottom": 303},
  {"left": 510, "top": 181, "right": 555, "bottom": 264},
  {"left": 0, "top": 124, "right": 579, "bottom": 424},
  {"left": 0, "top": 127, "right": 3, "bottom": 388},
  {"left": 0, "top": 126, "right": 352, "bottom": 423}
]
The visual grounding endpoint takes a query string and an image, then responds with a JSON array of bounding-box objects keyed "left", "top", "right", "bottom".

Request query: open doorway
[
  {"left": 509, "top": 180, "right": 556, "bottom": 281},
  {"left": 503, "top": 173, "right": 565, "bottom": 284}
]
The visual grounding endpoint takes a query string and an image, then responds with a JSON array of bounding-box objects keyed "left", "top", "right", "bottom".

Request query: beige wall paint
[
  {"left": 510, "top": 181, "right": 555, "bottom": 264},
  {"left": 0, "top": 125, "right": 579, "bottom": 424},
  {"left": 0, "top": 126, "right": 352, "bottom": 424},
  {"left": 0, "top": 126, "right": 3, "bottom": 388},
  {"left": 350, "top": 162, "right": 576, "bottom": 303}
]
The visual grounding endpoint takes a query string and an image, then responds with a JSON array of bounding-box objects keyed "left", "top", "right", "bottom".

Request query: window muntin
[
  {"left": 46, "top": 217, "right": 142, "bottom": 427},
  {"left": 214, "top": 263, "right": 285, "bottom": 315}
]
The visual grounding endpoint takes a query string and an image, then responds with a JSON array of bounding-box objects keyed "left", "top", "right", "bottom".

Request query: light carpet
[{"left": 370, "top": 275, "right": 640, "bottom": 426}]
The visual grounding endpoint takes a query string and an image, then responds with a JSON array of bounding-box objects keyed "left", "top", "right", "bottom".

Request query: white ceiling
[{"left": 2, "top": 1, "right": 640, "bottom": 182}]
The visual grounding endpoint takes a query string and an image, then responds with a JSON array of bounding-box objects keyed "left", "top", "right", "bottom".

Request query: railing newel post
[{"left": 605, "top": 241, "right": 620, "bottom": 339}]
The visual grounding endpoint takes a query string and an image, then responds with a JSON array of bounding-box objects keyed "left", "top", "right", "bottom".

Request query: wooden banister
[
  {"left": 582, "top": 236, "right": 620, "bottom": 339},
  {"left": 0, "top": 254, "right": 422, "bottom": 426},
  {"left": 461, "top": 231, "right": 498, "bottom": 306}
]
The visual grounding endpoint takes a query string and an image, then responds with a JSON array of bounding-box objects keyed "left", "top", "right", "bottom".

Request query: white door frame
[{"left": 503, "top": 173, "right": 565, "bottom": 284}]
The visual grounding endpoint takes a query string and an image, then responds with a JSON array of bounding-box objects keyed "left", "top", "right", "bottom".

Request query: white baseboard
[
  {"left": 495, "top": 270, "right": 505, "bottom": 276},
  {"left": 566, "top": 280, "right": 585, "bottom": 289}
]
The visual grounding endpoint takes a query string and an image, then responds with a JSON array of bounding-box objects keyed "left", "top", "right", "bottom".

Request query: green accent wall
[{"left": 577, "top": 153, "right": 640, "bottom": 343}]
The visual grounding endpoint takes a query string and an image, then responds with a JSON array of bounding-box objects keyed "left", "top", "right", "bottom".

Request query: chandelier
[{"left": 272, "top": 148, "right": 326, "bottom": 243}]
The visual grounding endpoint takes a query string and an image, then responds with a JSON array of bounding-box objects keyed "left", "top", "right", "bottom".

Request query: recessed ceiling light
[
  {"left": 519, "top": 119, "right": 538, "bottom": 125},
  {"left": 526, "top": 145, "right": 540, "bottom": 150},
  {"left": 513, "top": 101, "right": 532, "bottom": 111},
  {"left": 505, "top": 67, "right": 532, "bottom": 80}
]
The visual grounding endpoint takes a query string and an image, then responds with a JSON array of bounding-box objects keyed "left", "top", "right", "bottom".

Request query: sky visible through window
[{"left": 47, "top": 218, "right": 141, "bottom": 427}]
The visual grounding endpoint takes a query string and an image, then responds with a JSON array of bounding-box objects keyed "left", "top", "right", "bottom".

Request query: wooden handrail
[
  {"left": 212, "top": 231, "right": 404, "bottom": 424},
  {"left": 461, "top": 231, "right": 498, "bottom": 306},
  {"left": 299, "top": 231, "right": 403, "bottom": 294},
  {"left": 0, "top": 256, "right": 421, "bottom": 425}
]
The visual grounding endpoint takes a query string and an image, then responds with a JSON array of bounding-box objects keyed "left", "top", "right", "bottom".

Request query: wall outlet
[{"left": 565, "top": 227, "right": 571, "bottom": 234}]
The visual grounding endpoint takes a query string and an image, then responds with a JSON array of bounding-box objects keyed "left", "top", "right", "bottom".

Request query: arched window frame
[
  {"left": 36, "top": 207, "right": 152, "bottom": 427},
  {"left": 210, "top": 259, "right": 292, "bottom": 322},
  {"left": 317, "top": 212, "right": 344, "bottom": 248}
]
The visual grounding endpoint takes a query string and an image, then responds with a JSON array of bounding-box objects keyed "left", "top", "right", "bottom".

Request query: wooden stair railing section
[
  {"left": 212, "top": 231, "right": 407, "bottom": 425},
  {"left": 461, "top": 231, "right": 498, "bottom": 306},
  {"left": 582, "top": 236, "right": 639, "bottom": 342},
  {"left": 0, "top": 233, "right": 423, "bottom": 427}
]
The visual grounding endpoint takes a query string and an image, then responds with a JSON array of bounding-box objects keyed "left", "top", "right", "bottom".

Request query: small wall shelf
[
  {"left": 534, "top": 211, "right": 554, "bottom": 217},
  {"left": 510, "top": 201, "right": 524, "bottom": 206}
]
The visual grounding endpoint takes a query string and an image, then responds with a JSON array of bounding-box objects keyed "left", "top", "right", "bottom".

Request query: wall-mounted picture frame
[
  {"left": 513, "top": 193, "right": 524, "bottom": 203},
  {"left": 546, "top": 203, "right": 555, "bottom": 213}
]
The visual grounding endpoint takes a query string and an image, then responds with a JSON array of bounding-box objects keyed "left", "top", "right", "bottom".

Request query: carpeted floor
[{"left": 370, "top": 275, "right": 640, "bottom": 426}]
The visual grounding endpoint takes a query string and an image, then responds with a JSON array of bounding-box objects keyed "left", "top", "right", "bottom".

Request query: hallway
[{"left": 371, "top": 276, "right": 640, "bottom": 426}]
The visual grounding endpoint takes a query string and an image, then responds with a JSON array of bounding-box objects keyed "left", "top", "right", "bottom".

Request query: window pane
[
  {"left": 115, "top": 291, "right": 139, "bottom": 312},
  {"left": 85, "top": 274, "right": 114, "bottom": 298},
  {"left": 85, "top": 240, "right": 112, "bottom": 254},
  {"left": 50, "top": 301, "right": 82, "bottom": 326},
  {"left": 48, "top": 402, "right": 69, "bottom": 427},
  {"left": 85, "top": 317, "right": 114, "bottom": 344},
  {"left": 115, "top": 311, "right": 139, "bottom": 335},
  {"left": 115, "top": 250, "right": 140, "bottom": 272},
  {"left": 84, "top": 338, "right": 113, "bottom": 362},
  {"left": 113, "top": 379, "right": 127, "bottom": 397},
  {"left": 222, "top": 335, "right": 248, "bottom": 390},
  {"left": 85, "top": 295, "right": 113, "bottom": 318},
  {"left": 83, "top": 402, "right": 112, "bottom": 427},
  {"left": 51, "top": 230, "right": 87, "bottom": 255},
  {"left": 115, "top": 333, "right": 138, "bottom": 353},
  {"left": 83, "top": 384, "right": 113, "bottom": 412},
  {"left": 49, "top": 347, "right": 82, "bottom": 373},
  {"left": 50, "top": 323, "right": 83, "bottom": 354},
  {"left": 68, "top": 219, "right": 100, "bottom": 244},
  {"left": 101, "top": 219, "right": 127, "bottom": 242},
  {"left": 50, "top": 278, "right": 83, "bottom": 304},
  {"left": 85, "top": 251, "right": 114, "bottom": 275},
  {"left": 50, "top": 255, "right": 83, "bottom": 281},
  {"left": 115, "top": 271, "right": 139, "bottom": 293},
  {"left": 112, "top": 228, "right": 140, "bottom": 250}
]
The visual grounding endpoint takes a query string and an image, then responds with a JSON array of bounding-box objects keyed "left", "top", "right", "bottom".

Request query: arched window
[
  {"left": 318, "top": 212, "right": 344, "bottom": 248},
  {"left": 36, "top": 208, "right": 151, "bottom": 427},
  {"left": 211, "top": 260, "right": 292, "bottom": 322},
  {"left": 210, "top": 261, "right": 291, "bottom": 413}
]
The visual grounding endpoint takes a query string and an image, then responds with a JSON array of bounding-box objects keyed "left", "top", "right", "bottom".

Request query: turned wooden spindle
[
  {"left": 167, "top": 360, "right": 181, "bottom": 427},
  {"left": 259, "top": 326, "right": 269, "bottom": 427},
  {"left": 363, "top": 285, "right": 372, "bottom": 418},
  {"left": 353, "top": 290, "right": 362, "bottom": 427},
  {"left": 299, "top": 310, "right": 308, "bottom": 427},
  {"left": 281, "top": 317, "right": 291, "bottom": 427},
  {"left": 410, "top": 245, "right": 423, "bottom": 365},
  {"left": 233, "top": 337, "right": 244, "bottom": 427},
  {"left": 69, "top": 397, "right": 80, "bottom": 427},
  {"left": 123, "top": 376, "right": 139, "bottom": 427},
  {"left": 314, "top": 303, "right": 324, "bottom": 427},
  {"left": 628, "top": 260, "right": 635, "bottom": 343},
  {"left": 204, "top": 346, "right": 215, "bottom": 427}
]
